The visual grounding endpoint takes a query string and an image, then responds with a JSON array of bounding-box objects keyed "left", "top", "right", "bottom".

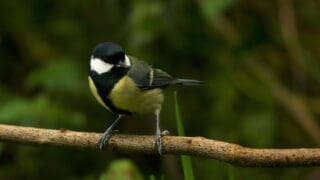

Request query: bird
[{"left": 88, "top": 42, "right": 204, "bottom": 154}]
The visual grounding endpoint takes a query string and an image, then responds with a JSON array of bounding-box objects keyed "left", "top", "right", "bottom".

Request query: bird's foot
[
  {"left": 154, "top": 130, "right": 169, "bottom": 155},
  {"left": 98, "top": 129, "right": 118, "bottom": 150},
  {"left": 154, "top": 133, "right": 162, "bottom": 155},
  {"left": 98, "top": 114, "right": 124, "bottom": 150}
]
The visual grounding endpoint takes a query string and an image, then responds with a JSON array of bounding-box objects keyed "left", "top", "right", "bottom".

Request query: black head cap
[{"left": 92, "top": 42, "right": 125, "bottom": 64}]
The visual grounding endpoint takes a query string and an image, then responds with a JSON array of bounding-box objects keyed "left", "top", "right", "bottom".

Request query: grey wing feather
[
  {"left": 127, "top": 56, "right": 152, "bottom": 88},
  {"left": 150, "top": 68, "right": 175, "bottom": 88},
  {"left": 127, "top": 56, "right": 175, "bottom": 90}
]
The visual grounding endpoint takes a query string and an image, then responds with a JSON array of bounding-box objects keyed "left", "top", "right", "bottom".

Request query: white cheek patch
[{"left": 90, "top": 57, "right": 113, "bottom": 74}]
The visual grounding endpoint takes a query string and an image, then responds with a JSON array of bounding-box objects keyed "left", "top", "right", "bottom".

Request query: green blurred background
[{"left": 0, "top": 0, "right": 319, "bottom": 179}]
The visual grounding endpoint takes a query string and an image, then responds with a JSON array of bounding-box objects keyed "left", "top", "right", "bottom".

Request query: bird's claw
[
  {"left": 112, "top": 129, "right": 119, "bottom": 133},
  {"left": 98, "top": 133, "right": 111, "bottom": 150},
  {"left": 161, "top": 130, "right": 170, "bottom": 136},
  {"left": 98, "top": 130, "right": 119, "bottom": 150},
  {"left": 154, "top": 130, "right": 169, "bottom": 155}
]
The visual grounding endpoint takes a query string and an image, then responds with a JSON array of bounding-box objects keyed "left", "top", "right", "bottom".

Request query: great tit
[{"left": 89, "top": 42, "right": 204, "bottom": 154}]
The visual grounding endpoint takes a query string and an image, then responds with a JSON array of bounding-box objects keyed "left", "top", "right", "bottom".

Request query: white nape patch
[
  {"left": 90, "top": 57, "right": 113, "bottom": 74},
  {"left": 124, "top": 55, "right": 131, "bottom": 67}
]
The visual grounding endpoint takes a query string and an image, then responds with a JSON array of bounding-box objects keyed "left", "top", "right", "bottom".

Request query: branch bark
[{"left": 0, "top": 124, "right": 319, "bottom": 167}]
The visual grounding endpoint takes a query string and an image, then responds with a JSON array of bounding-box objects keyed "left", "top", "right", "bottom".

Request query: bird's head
[{"left": 90, "top": 42, "right": 131, "bottom": 74}]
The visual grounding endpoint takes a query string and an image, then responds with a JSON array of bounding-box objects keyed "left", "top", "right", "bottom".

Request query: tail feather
[{"left": 173, "top": 79, "right": 206, "bottom": 86}]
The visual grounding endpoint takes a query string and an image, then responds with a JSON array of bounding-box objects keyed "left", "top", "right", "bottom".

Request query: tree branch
[{"left": 0, "top": 124, "right": 319, "bottom": 167}]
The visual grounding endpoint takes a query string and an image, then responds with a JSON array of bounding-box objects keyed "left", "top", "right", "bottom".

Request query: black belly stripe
[{"left": 90, "top": 69, "right": 132, "bottom": 115}]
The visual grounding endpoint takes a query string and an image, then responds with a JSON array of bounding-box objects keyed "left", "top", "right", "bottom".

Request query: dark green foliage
[
  {"left": 0, "top": 0, "right": 319, "bottom": 179},
  {"left": 100, "top": 159, "right": 143, "bottom": 180}
]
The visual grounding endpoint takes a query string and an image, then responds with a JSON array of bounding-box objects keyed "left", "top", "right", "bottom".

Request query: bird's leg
[
  {"left": 154, "top": 108, "right": 163, "bottom": 155},
  {"left": 98, "top": 114, "right": 124, "bottom": 150}
]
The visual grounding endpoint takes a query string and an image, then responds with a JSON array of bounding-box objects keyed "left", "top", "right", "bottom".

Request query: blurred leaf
[
  {"left": 228, "top": 165, "right": 235, "bottom": 180},
  {"left": 100, "top": 159, "right": 143, "bottom": 180},
  {"left": 198, "top": 0, "right": 235, "bottom": 19},
  {"left": 0, "top": 85, "right": 11, "bottom": 102},
  {"left": 128, "top": 1, "right": 165, "bottom": 47},
  {"left": 174, "top": 91, "right": 194, "bottom": 180},
  {"left": 211, "top": 72, "right": 237, "bottom": 121},
  {"left": 25, "top": 58, "right": 85, "bottom": 94},
  {"left": 240, "top": 111, "right": 276, "bottom": 147},
  {"left": 149, "top": 174, "right": 155, "bottom": 180},
  {"left": 0, "top": 95, "right": 85, "bottom": 128}
]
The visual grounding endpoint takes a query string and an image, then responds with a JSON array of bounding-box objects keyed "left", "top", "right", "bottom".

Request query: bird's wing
[
  {"left": 149, "top": 68, "right": 174, "bottom": 88},
  {"left": 127, "top": 56, "right": 153, "bottom": 88},
  {"left": 127, "top": 56, "right": 174, "bottom": 90}
]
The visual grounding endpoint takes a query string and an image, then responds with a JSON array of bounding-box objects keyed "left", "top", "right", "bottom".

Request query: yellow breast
[{"left": 109, "top": 76, "right": 164, "bottom": 114}]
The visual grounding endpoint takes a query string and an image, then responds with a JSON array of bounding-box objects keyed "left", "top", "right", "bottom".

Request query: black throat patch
[{"left": 89, "top": 67, "right": 132, "bottom": 115}]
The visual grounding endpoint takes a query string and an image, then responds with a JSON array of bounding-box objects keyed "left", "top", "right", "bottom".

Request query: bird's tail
[{"left": 173, "top": 78, "right": 206, "bottom": 86}]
